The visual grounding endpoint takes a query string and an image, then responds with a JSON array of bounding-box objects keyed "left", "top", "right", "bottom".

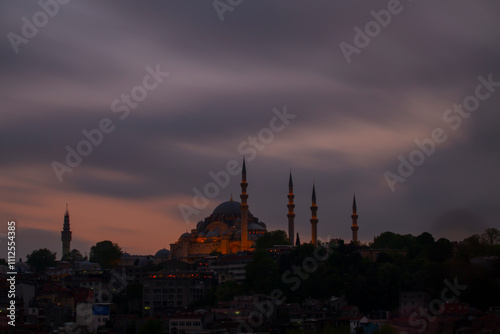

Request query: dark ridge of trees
[{"left": 238, "top": 228, "right": 500, "bottom": 313}]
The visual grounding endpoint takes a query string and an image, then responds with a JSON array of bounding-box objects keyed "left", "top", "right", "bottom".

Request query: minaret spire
[
  {"left": 312, "top": 183, "right": 317, "bottom": 204},
  {"left": 242, "top": 158, "right": 247, "bottom": 181},
  {"left": 61, "top": 204, "right": 72, "bottom": 258},
  {"left": 351, "top": 194, "right": 359, "bottom": 244},
  {"left": 310, "top": 183, "right": 318, "bottom": 244},
  {"left": 287, "top": 171, "right": 295, "bottom": 245},
  {"left": 240, "top": 158, "right": 249, "bottom": 251}
]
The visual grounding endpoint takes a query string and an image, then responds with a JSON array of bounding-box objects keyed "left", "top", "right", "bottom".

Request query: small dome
[
  {"left": 249, "top": 222, "right": 265, "bottom": 230},
  {"left": 206, "top": 231, "right": 220, "bottom": 238},
  {"left": 196, "top": 221, "right": 205, "bottom": 230},
  {"left": 155, "top": 248, "right": 170, "bottom": 258},
  {"left": 15, "top": 261, "right": 30, "bottom": 273},
  {"left": 138, "top": 257, "right": 154, "bottom": 266},
  {"left": 78, "top": 261, "right": 100, "bottom": 271},
  {"left": 180, "top": 232, "right": 191, "bottom": 239},
  {"left": 122, "top": 252, "right": 132, "bottom": 259},
  {"left": 197, "top": 232, "right": 206, "bottom": 237}
]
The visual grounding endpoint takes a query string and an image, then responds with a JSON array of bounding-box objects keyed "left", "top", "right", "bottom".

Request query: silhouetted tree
[
  {"left": 416, "top": 232, "right": 435, "bottom": 246},
  {"left": 90, "top": 240, "right": 122, "bottom": 269},
  {"left": 255, "top": 230, "right": 290, "bottom": 249},
  {"left": 26, "top": 248, "right": 56, "bottom": 272},
  {"left": 481, "top": 227, "right": 500, "bottom": 245},
  {"left": 372, "top": 232, "right": 415, "bottom": 249},
  {"left": 61, "top": 249, "right": 84, "bottom": 262},
  {"left": 429, "top": 238, "right": 453, "bottom": 262},
  {"left": 246, "top": 250, "right": 280, "bottom": 293}
]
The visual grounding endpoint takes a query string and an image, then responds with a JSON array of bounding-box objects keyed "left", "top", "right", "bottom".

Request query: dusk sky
[{"left": 1, "top": 1, "right": 499, "bottom": 260}]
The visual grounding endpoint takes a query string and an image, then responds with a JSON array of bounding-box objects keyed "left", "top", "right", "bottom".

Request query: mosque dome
[
  {"left": 206, "top": 230, "right": 220, "bottom": 238},
  {"left": 249, "top": 222, "right": 265, "bottom": 230},
  {"left": 138, "top": 257, "right": 154, "bottom": 266},
  {"left": 15, "top": 261, "right": 30, "bottom": 272},
  {"left": 212, "top": 200, "right": 241, "bottom": 215},
  {"left": 122, "top": 252, "right": 132, "bottom": 258},
  {"left": 155, "top": 248, "right": 170, "bottom": 258},
  {"left": 180, "top": 232, "right": 191, "bottom": 239},
  {"left": 197, "top": 232, "right": 206, "bottom": 237},
  {"left": 196, "top": 221, "right": 206, "bottom": 230},
  {"left": 78, "top": 261, "right": 100, "bottom": 271}
]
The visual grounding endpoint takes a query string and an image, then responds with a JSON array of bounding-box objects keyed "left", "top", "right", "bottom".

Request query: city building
[
  {"left": 399, "top": 292, "right": 430, "bottom": 317},
  {"left": 206, "top": 254, "right": 253, "bottom": 282},
  {"left": 143, "top": 271, "right": 217, "bottom": 316}
]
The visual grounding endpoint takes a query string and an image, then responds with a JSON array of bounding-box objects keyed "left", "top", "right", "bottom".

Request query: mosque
[{"left": 168, "top": 160, "right": 360, "bottom": 263}]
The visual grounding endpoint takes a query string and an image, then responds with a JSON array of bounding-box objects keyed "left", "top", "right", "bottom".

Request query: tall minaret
[
  {"left": 351, "top": 194, "right": 359, "bottom": 244},
  {"left": 287, "top": 172, "right": 295, "bottom": 245},
  {"left": 240, "top": 159, "right": 249, "bottom": 251},
  {"left": 310, "top": 184, "right": 318, "bottom": 244},
  {"left": 61, "top": 204, "right": 72, "bottom": 258}
]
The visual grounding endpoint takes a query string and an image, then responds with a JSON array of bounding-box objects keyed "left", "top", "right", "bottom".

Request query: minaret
[
  {"left": 351, "top": 194, "right": 359, "bottom": 244},
  {"left": 296, "top": 232, "right": 300, "bottom": 246},
  {"left": 240, "top": 159, "right": 249, "bottom": 251},
  {"left": 287, "top": 172, "right": 295, "bottom": 245},
  {"left": 61, "top": 204, "right": 72, "bottom": 258},
  {"left": 310, "top": 184, "right": 318, "bottom": 244}
]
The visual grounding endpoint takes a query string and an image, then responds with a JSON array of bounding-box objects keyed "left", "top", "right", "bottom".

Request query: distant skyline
[{"left": 1, "top": 1, "right": 499, "bottom": 260}]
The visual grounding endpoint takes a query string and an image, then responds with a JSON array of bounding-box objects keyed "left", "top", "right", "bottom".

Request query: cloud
[{"left": 0, "top": 1, "right": 499, "bottom": 256}]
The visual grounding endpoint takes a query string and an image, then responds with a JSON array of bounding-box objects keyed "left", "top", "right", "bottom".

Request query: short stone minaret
[
  {"left": 351, "top": 194, "right": 359, "bottom": 244},
  {"left": 310, "top": 184, "right": 318, "bottom": 244},
  {"left": 296, "top": 232, "right": 301, "bottom": 246},
  {"left": 287, "top": 172, "right": 295, "bottom": 245},
  {"left": 61, "top": 204, "right": 72, "bottom": 258},
  {"left": 240, "top": 159, "right": 249, "bottom": 251}
]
